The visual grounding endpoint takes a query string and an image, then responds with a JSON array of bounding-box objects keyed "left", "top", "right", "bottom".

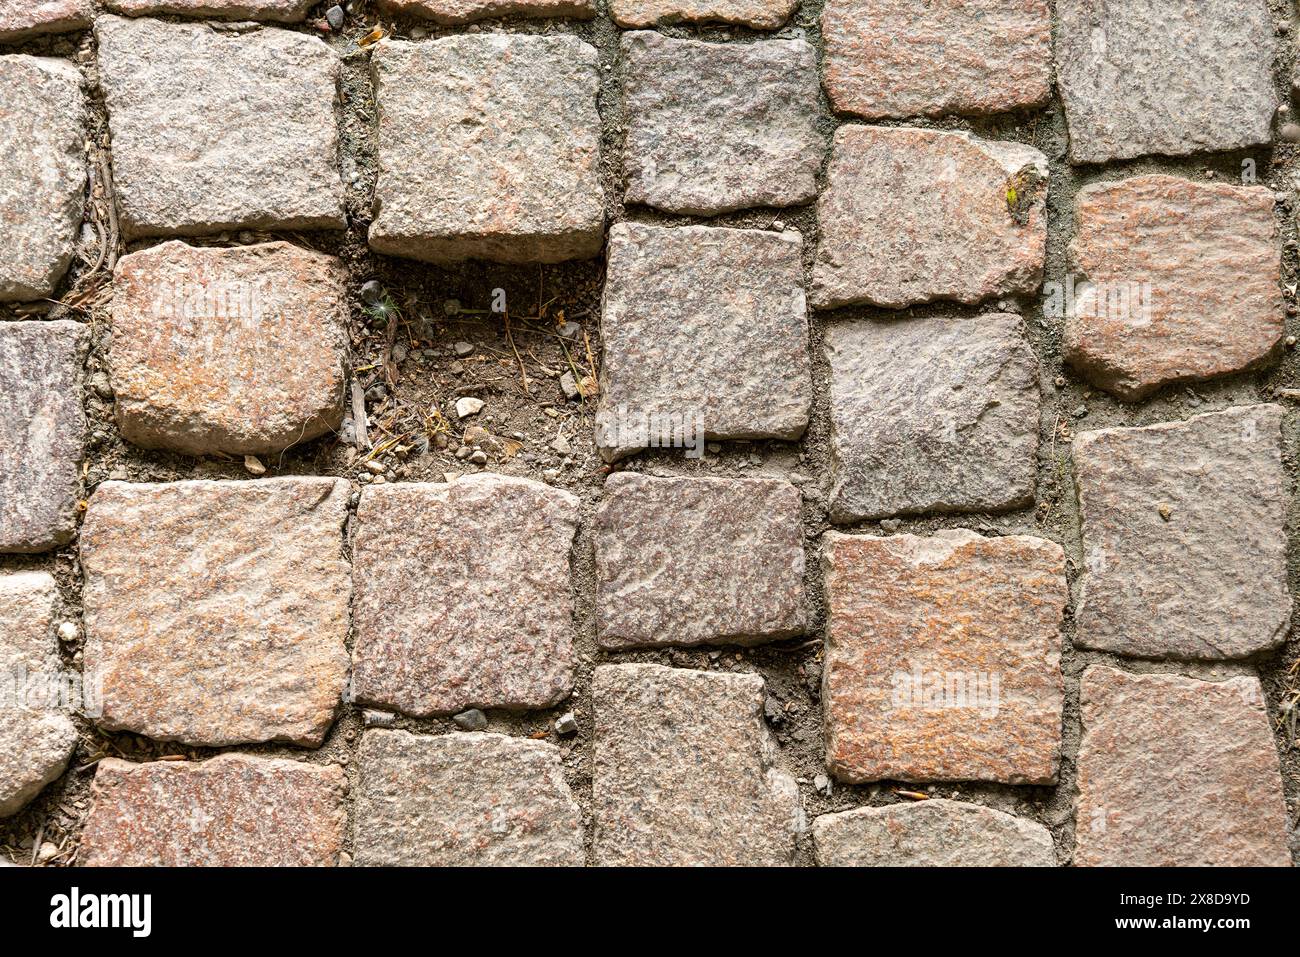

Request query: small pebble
[
  {"left": 456, "top": 397, "right": 485, "bottom": 419},
  {"left": 243, "top": 455, "right": 266, "bottom": 476},
  {"left": 360, "top": 280, "right": 383, "bottom": 305},
  {"left": 325, "top": 4, "right": 344, "bottom": 29},
  {"left": 57, "top": 622, "right": 78, "bottom": 643},
  {"left": 363, "top": 709, "right": 396, "bottom": 728},
  {"left": 1158, "top": 503, "right": 1174, "bottom": 522},
  {"left": 1282, "top": 123, "right": 1300, "bottom": 143},
  {"left": 452, "top": 708, "right": 488, "bottom": 731},
  {"left": 364, "top": 459, "right": 386, "bottom": 474},
  {"left": 555, "top": 711, "right": 578, "bottom": 735},
  {"left": 880, "top": 518, "right": 902, "bottom": 533},
  {"left": 813, "top": 773, "right": 832, "bottom": 797},
  {"left": 469, "top": 450, "right": 489, "bottom": 466},
  {"left": 453, "top": 341, "right": 475, "bottom": 357}
]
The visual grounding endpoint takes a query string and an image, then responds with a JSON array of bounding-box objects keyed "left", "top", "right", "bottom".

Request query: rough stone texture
[
  {"left": 352, "top": 473, "right": 579, "bottom": 717},
  {"left": 825, "top": 314, "right": 1039, "bottom": 522},
  {"left": 1064, "top": 175, "right": 1283, "bottom": 400},
  {"left": 109, "top": 241, "right": 349, "bottom": 456},
  {"left": 822, "top": 530, "right": 1066, "bottom": 785},
  {"left": 80, "top": 478, "right": 351, "bottom": 747},
  {"left": 595, "top": 222, "right": 811, "bottom": 460},
  {"left": 611, "top": 0, "right": 795, "bottom": 28},
  {"left": 0, "top": 572, "right": 78, "bottom": 819},
  {"left": 107, "top": 0, "right": 315, "bottom": 18},
  {"left": 622, "top": 31, "right": 824, "bottom": 215},
  {"left": 1076, "top": 666, "right": 1290, "bottom": 867},
  {"left": 822, "top": 0, "right": 1052, "bottom": 120},
  {"left": 354, "top": 730, "right": 584, "bottom": 867},
  {"left": 593, "top": 473, "right": 805, "bottom": 648},
  {"left": 0, "top": 321, "right": 87, "bottom": 554},
  {"left": 813, "top": 799, "right": 1056, "bottom": 867},
  {"left": 1073, "top": 405, "right": 1290, "bottom": 660},
  {"left": 594, "top": 664, "right": 801, "bottom": 866},
  {"left": 80, "top": 755, "right": 346, "bottom": 866},
  {"left": 1055, "top": 0, "right": 1276, "bottom": 164},
  {"left": 0, "top": 56, "right": 86, "bottom": 302},
  {"left": 369, "top": 35, "right": 603, "bottom": 264},
  {"left": 95, "top": 15, "right": 344, "bottom": 239},
  {"left": 811, "top": 126, "right": 1047, "bottom": 310},
  {"left": 376, "top": 0, "right": 595, "bottom": 23},
  {"left": 0, "top": 1, "right": 89, "bottom": 41}
]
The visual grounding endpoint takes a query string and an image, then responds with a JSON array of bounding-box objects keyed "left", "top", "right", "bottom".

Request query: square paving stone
[
  {"left": 1073, "top": 405, "right": 1290, "bottom": 660},
  {"left": 351, "top": 473, "right": 580, "bottom": 717},
  {"left": 354, "top": 730, "right": 584, "bottom": 866},
  {"left": 1055, "top": 0, "right": 1276, "bottom": 164},
  {"left": 80, "top": 755, "right": 346, "bottom": 866},
  {"left": 593, "top": 473, "right": 805, "bottom": 648},
  {"left": 106, "top": 0, "right": 315, "bottom": 18},
  {"left": 95, "top": 15, "right": 345, "bottom": 238},
  {"left": 611, "top": 0, "right": 795, "bottom": 28},
  {"left": 369, "top": 34, "right": 603, "bottom": 264},
  {"left": 812, "top": 799, "right": 1056, "bottom": 867},
  {"left": 80, "top": 478, "right": 351, "bottom": 747},
  {"left": 825, "top": 313, "right": 1039, "bottom": 522},
  {"left": 0, "top": 320, "right": 87, "bottom": 554},
  {"left": 822, "top": 529, "right": 1066, "bottom": 785},
  {"left": 811, "top": 126, "right": 1047, "bottom": 310},
  {"left": 822, "top": 0, "right": 1052, "bottom": 120},
  {"left": 0, "top": 56, "right": 86, "bottom": 301},
  {"left": 376, "top": 0, "right": 595, "bottom": 22},
  {"left": 621, "top": 31, "right": 824, "bottom": 215},
  {"left": 0, "top": 1, "right": 90, "bottom": 42},
  {"left": 1075, "top": 666, "right": 1290, "bottom": 866},
  {"left": 1063, "top": 175, "right": 1283, "bottom": 400},
  {"left": 595, "top": 222, "right": 811, "bottom": 460},
  {"left": 0, "top": 571, "right": 78, "bottom": 818},
  {"left": 594, "top": 664, "right": 801, "bottom": 866},
  {"left": 110, "top": 241, "right": 349, "bottom": 456}
]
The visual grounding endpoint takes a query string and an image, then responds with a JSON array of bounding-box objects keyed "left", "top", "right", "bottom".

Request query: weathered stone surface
[
  {"left": 80, "top": 755, "right": 346, "bottom": 866},
  {"left": 355, "top": 730, "right": 583, "bottom": 867},
  {"left": 822, "top": 530, "right": 1066, "bottom": 784},
  {"left": 822, "top": 0, "right": 1051, "bottom": 120},
  {"left": 80, "top": 478, "right": 350, "bottom": 746},
  {"left": 0, "top": 572, "right": 77, "bottom": 818},
  {"left": 594, "top": 473, "right": 805, "bottom": 648},
  {"left": 1055, "top": 0, "right": 1276, "bottom": 164},
  {"left": 813, "top": 799, "right": 1056, "bottom": 867},
  {"left": 825, "top": 314, "right": 1039, "bottom": 522},
  {"left": 1073, "top": 405, "right": 1289, "bottom": 660},
  {"left": 0, "top": 56, "right": 86, "bottom": 301},
  {"left": 0, "top": 321, "right": 87, "bottom": 554},
  {"left": 0, "top": 1, "right": 89, "bottom": 41},
  {"left": 109, "top": 241, "right": 348, "bottom": 456},
  {"left": 1076, "top": 666, "right": 1289, "bottom": 866},
  {"left": 611, "top": 0, "right": 794, "bottom": 28},
  {"left": 352, "top": 473, "right": 579, "bottom": 717},
  {"left": 594, "top": 664, "right": 801, "bottom": 865},
  {"left": 95, "top": 15, "right": 344, "bottom": 239},
  {"left": 595, "top": 222, "right": 811, "bottom": 460},
  {"left": 369, "top": 35, "right": 602, "bottom": 264},
  {"left": 1063, "top": 175, "right": 1283, "bottom": 400},
  {"left": 377, "top": 0, "right": 595, "bottom": 23},
  {"left": 811, "top": 126, "right": 1047, "bottom": 310},
  {"left": 107, "top": 0, "right": 314, "bottom": 18},
  {"left": 622, "top": 31, "right": 823, "bottom": 215}
]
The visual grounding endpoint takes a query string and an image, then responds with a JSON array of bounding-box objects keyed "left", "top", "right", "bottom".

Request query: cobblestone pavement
[{"left": 2, "top": 0, "right": 1300, "bottom": 867}]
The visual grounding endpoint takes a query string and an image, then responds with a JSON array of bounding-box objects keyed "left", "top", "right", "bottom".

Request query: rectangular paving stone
[
  {"left": 376, "top": 0, "right": 595, "bottom": 22},
  {"left": 80, "top": 755, "right": 346, "bottom": 866},
  {"left": 352, "top": 473, "right": 579, "bottom": 717},
  {"left": 594, "top": 664, "right": 801, "bottom": 866},
  {"left": 95, "top": 15, "right": 344, "bottom": 238},
  {"left": 1073, "top": 405, "right": 1289, "bottom": 660},
  {"left": 1063, "top": 175, "right": 1283, "bottom": 400},
  {"left": 822, "top": 0, "right": 1051, "bottom": 120},
  {"left": 107, "top": 0, "right": 315, "bottom": 17},
  {"left": 822, "top": 529, "right": 1066, "bottom": 785},
  {"left": 81, "top": 478, "right": 351, "bottom": 747},
  {"left": 1055, "top": 0, "right": 1276, "bottom": 164},
  {"left": 0, "top": 572, "right": 78, "bottom": 818},
  {"left": 1076, "top": 666, "right": 1290, "bottom": 866},
  {"left": 355, "top": 730, "right": 583, "bottom": 867},
  {"left": 0, "top": 1, "right": 89, "bottom": 42},
  {"left": 622, "top": 31, "right": 823, "bottom": 215},
  {"left": 825, "top": 313, "right": 1039, "bottom": 522},
  {"left": 110, "top": 241, "right": 349, "bottom": 456},
  {"left": 593, "top": 473, "right": 805, "bottom": 648},
  {"left": 0, "top": 56, "right": 86, "bottom": 301},
  {"left": 811, "top": 126, "right": 1047, "bottom": 310},
  {"left": 595, "top": 222, "right": 811, "bottom": 460},
  {"left": 611, "top": 0, "right": 795, "bottom": 28},
  {"left": 0, "top": 321, "right": 87, "bottom": 554},
  {"left": 369, "top": 35, "right": 602, "bottom": 264},
  {"left": 813, "top": 800, "right": 1056, "bottom": 867}
]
